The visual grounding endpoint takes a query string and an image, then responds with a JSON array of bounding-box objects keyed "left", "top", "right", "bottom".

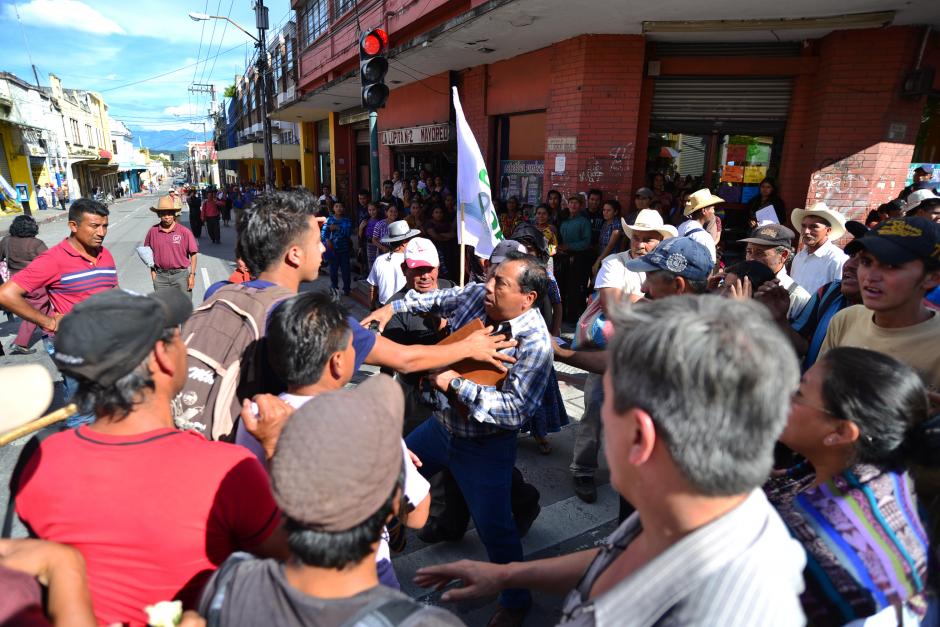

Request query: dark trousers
[
  {"left": 205, "top": 217, "right": 221, "bottom": 243},
  {"left": 559, "top": 250, "right": 592, "bottom": 321},
  {"left": 405, "top": 418, "right": 531, "bottom": 610},
  {"left": 190, "top": 213, "right": 203, "bottom": 239},
  {"left": 329, "top": 250, "right": 351, "bottom": 292}
]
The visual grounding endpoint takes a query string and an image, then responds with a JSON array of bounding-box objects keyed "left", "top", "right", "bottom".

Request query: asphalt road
[{"left": 0, "top": 188, "right": 616, "bottom": 626}]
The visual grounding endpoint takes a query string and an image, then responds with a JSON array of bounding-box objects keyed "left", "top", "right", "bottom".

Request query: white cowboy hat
[
  {"left": 621, "top": 209, "right": 678, "bottom": 240},
  {"left": 790, "top": 202, "right": 846, "bottom": 240},
  {"left": 902, "top": 188, "right": 940, "bottom": 214},
  {"left": 380, "top": 220, "right": 421, "bottom": 244},
  {"left": 683, "top": 188, "right": 725, "bottom": 216}
]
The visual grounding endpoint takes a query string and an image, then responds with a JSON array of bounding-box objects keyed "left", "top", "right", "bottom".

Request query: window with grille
[
  {"left": 334, "top": 0, "right": 356, "bottom": 16},
  {"left": 299, "top": 0, "right": 329, "bottom": 49}
]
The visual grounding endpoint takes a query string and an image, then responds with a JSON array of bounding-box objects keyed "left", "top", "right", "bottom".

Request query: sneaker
[
  {"left": 10, "top": 345, "right": 36, "bottom": 355},
  {"left": 573, "top": 476, "right": 597, "bottom": 504}
]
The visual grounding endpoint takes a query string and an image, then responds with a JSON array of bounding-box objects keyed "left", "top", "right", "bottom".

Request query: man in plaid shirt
[{"left": 365, "top": 252, "right": 551, "bottom": 625}]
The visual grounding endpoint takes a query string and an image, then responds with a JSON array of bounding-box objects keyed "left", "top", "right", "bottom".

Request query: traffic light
[{"left": 360, "top": 28, "right": 389, "bottom": 111}]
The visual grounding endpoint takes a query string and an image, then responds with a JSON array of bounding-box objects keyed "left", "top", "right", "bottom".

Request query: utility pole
[
  {"left": 189, "top": 84, "right": 216, "bottom": 186},
  {"left": 255, "top": 0, "right": 274, "bottom": 192}
]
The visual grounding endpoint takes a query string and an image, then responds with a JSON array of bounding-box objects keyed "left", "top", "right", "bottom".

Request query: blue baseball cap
[{"left": 625, "top": 237, "right": 714, "bottom": 281}]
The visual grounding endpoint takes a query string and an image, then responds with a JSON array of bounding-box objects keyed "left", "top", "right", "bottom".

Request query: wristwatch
[{"left": 448, "top": 376, "right": 464, "bottom": 393}]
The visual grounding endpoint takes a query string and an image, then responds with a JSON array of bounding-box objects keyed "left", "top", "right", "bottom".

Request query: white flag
[{"left": 453, "top": 87, "right": 503, "bottom": 258}]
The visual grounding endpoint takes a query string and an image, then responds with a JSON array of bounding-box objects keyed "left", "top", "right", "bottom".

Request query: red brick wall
[
  {"left": 543, "top": 35, "right": 645, "bottom": 203},
  {"left": 780, "top": 26, "right": 926, "bottom": 225},
  {"left": 458, "top": 65, "right": 492, "bottom": 165}
]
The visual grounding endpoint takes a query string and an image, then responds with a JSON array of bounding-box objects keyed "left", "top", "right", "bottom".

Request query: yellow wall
[
  {"left": 299, "top": 121, "right": 318, "bottom": 191},
  {"left": 0, "top": 122, "right": 37, "bottom": 212}
]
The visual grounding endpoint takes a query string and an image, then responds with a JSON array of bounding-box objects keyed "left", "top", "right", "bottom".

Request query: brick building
[{"left": 274, "top": 0, "right": 940, "bottom": 235}]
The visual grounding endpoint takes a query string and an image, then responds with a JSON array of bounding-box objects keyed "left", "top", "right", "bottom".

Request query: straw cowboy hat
[
  {"left": 380, "top": 220, "right": 421, "bottom": 244},
  {"left": 621, "top": 209, "right": 678, "bottom": 240},
  {"left": 683, "top": 188, "right": 725, "bottom": 216},
  {"left": 150, "top": 195, "right": 180, "bottom": 214},
  {"left": 790, "top": 202, "right": 846, "bottom": 240}
]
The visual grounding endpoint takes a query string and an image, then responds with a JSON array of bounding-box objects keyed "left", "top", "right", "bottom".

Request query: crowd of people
[{"left": 0, "top": 165, "right": 938, "bottom": 627}]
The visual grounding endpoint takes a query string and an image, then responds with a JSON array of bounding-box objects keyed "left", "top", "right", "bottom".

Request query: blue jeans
[
  {"left": 43, "top": 337, "right": 94, "bottom": 428},
  {"left": 405, "top": 418, "right": 531, "bottom": 610},
  {"left": 329, "top": 250, "right": 351, "bottom": 292}
]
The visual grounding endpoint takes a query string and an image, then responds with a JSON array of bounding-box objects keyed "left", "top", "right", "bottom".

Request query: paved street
[{"left": 0, "top": 189, "right": 614, "bottom": 626}]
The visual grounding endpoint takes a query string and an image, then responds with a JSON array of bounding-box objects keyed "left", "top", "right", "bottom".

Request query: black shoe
[
  {"left": 573, "top": 476, "right": 597, "bottom": 504},
  {"left": 515, "top": 502, "right": 541, "bottom": 537},
  {"left": 10, "top": 345, "right": 36, "bottom": 355},
  {"left": 417, "top": 519, "right": 465, "bottom": 544}
]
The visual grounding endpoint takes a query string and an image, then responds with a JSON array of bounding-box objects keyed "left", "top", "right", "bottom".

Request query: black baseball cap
[
  {"left": 54, "top": 289, "right": 193, "bottom": 386},
  {"left": 738, "top": 224, "right": 796, "bottom": 248},
  {"left": 845, "top": 216, "right": 940, "bottom": 269}
]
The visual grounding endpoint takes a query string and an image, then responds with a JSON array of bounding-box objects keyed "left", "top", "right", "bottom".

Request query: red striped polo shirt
[{"left": 11, "top": 238, "right": 118, "bottom": 317}]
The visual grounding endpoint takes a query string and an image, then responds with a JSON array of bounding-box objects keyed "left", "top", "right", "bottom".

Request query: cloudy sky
[{"left": 1, "top": 0, "right": 291, "bottom": 137}]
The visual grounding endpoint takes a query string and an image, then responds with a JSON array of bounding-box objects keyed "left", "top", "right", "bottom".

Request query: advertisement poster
[
  {"left": 499, "top": 160, "right": 544, "bottom": 205},
  {"left": 744, "top": 166, "right": 768, "bottom": 184},
  {"left": 720, "top": 166, "right": 744, "bottom": 183},
  {"left": 726, "top": 144, "right": 747, "bottom": 164},
  {"left": 746, "top": 144, "right": 771, "bottom": 165},
  {"left": 740, "top": 185, "right": 759, "bottom": 204}
]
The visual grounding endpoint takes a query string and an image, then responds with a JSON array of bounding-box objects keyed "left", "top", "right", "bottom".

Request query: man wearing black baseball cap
[
  {"left": 13, "top": 289, "right": 288, "bottom": 626},
  {"left": 739, "top": 224, "right": 810, "bottom": 319},
  {"left": 819, "top": 216, "right": 940, "bottom": 391}
]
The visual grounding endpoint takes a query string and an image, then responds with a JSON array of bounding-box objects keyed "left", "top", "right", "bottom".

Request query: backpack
[{"left": 175, "top": 283, "right": 294, "bottom": 441}]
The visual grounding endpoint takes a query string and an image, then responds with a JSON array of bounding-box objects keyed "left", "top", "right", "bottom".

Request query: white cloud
[
  {"left": 162, "top": 103, "right": 202, "bottom": 117},
  {"left": 6, "top": 0, "right": 125, "bottom": 35}
]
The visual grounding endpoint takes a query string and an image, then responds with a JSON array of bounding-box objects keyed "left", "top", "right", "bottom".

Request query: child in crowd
[{"left": 322, "top": 202, "right": 353, "bottom": 296}]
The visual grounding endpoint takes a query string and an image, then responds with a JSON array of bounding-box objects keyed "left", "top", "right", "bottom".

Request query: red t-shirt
[
  {"left": 144, "top": 223, "right": 198, "bottom": 270},
  {"left": 16, "top": 427, "right": 281, "bottom": 627},
  {"left": 202, "top": 197, "right": 220, "bottom": 218},
  {"left": 11, "top": 238, "right": 117, "bottom": 317}
]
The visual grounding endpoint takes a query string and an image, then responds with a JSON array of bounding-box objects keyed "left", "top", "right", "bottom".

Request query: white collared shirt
[
  {"left": 775, "top": 268, "right": 811, "bottom": 320},
  {"left": 677, "top": 219, "right": 717, "bottom": 264},
  {"left": 790, "top": 239, "right": 847, "bottom": 296},
  {"left": 594, "top": 251, "right": 645, "bottom": 298}
]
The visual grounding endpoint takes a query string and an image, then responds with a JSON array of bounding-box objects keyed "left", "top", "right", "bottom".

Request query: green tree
[{"left": 223, "top": 84, "right": 236, "bottom": 98}]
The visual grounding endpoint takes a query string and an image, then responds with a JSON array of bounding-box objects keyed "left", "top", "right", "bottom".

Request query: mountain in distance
[{"left": 128, "top": 127, "right": 206, "bottom": 152}]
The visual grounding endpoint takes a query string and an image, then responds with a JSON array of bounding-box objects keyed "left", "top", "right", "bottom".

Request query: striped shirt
[
  {"left": 11, "top": 238, "right": 117, "bottom": 320},
  {"left": 558, "top": 490, "right": 806, "bottom": 626},
  {"left": 765, "top": 463, "right": 929, "bottom": 626},
  {"left": 391, "top": 283, "right": 553, "bottom": 438}
]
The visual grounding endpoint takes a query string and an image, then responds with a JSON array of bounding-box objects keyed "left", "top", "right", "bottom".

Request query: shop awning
[{"left": 215, "top": 143, "right": 301, "bottom": 161}]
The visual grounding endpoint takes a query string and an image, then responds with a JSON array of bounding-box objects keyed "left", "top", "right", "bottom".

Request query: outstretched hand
[
  {"left": 242, "top": 394, "right": 295, "bottom": 461},
  {"left": 462, "top": 326, "right": 517, "bottom": 372},
  {"left": 361, "top": 303, "right": 396, "bottom": 332},
  {"left": 413, "top": 559, "right": 505, "bottom": 603}
]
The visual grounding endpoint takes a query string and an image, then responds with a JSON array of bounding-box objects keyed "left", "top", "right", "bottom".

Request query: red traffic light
[{"left": 361, "top": 28, "right": 388, "bottom": 56}]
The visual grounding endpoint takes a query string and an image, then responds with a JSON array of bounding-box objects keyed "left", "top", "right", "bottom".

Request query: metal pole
[
  {"left": 369, "top": 110, "right": 380, "bottom": 201},
  {"left": 256, "top": 0, "right": 274, "bottom": 192}
]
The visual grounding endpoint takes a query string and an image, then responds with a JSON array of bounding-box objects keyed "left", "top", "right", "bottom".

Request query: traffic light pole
[{"left": 369, "top": 111, "right": 380, "bottom": 201}]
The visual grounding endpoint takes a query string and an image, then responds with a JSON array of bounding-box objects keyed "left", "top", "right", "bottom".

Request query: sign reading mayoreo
[{"left": 381, "top": 123, "right": 450, "bottom": 146}]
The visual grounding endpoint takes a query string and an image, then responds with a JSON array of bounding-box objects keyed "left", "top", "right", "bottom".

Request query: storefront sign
[
  {"left": 554, "top": 154, "right": 566, "bottom": 174},
  {"left": 547, "top": 136, "right": 576, "bottom": 152},
  {"left": 498, "top": 160, "right": 544, "bottom": 205},
  {"left": 381, "top": 124, "right": 451, "bottom": 146}
]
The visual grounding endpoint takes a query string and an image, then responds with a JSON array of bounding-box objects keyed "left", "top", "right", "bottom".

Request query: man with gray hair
[
  {"left": 415, "top": 295, "right": 807, "bottom": 626},
  {"left": 739, "top": 223, "right": 810, "bottom": 319}
]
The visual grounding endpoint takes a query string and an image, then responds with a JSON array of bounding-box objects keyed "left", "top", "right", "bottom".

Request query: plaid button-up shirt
[{"left": 391, "top": 283, "right": 553, "bottom": 438}]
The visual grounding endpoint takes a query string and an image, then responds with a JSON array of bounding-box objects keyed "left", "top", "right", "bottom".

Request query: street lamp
[{"left": 189, "top": 2, "right": 274, "bottom": 192}]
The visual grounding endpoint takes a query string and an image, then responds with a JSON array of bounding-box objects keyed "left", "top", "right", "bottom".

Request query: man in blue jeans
[{"left": 364, "top": 253, "right": 552, "bottom": 627}]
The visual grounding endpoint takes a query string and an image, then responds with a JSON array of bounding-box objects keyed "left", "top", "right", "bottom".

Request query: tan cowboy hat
[
  {"left": 150, "top": 195, "right": 180, "bottom": 214},
  {"left": 0, "top": 364, "right": 54, "bottom": 440},
  {"left": 683, "top": 188, "right": 725, "bottom": 216},
  {"left": 790, "top": 202, "right": 846, "bottom": 240},
  {"left": 621, "top": 209, "right": 678, "bottom": 240}
]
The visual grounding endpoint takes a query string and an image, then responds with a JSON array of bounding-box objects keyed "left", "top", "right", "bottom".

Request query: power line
[
  {"left": 198, "top": 0, "right": 225, "bottom": 85},
  {"left": 99, "top": 43, "right": 244, "bottom": 92},
  {"left": 204, "top": 0, "right": 236, "bottom": 84}
]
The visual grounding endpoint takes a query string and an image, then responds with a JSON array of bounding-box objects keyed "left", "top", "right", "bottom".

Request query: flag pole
[{"left": 458, "top": 202, "right": 466, "bottom": 288}]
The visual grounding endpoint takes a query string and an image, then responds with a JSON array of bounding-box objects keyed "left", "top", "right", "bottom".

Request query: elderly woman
[
  {"left": 765, "top": 347, "right": 937, "bottom": 626},
  {"left": 1, "top": 215, "right": 49, "bottom": 354}
]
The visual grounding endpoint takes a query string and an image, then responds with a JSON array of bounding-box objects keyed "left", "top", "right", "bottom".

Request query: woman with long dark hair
[
  {"left": 765, "top": 347, "right": 938, "bottom": 626},
  {"left": 1, "top": 215, "right": 49, "bottom": 354},
  {"left": 747, "top": 176, "right": 787, "bottom": 227}
]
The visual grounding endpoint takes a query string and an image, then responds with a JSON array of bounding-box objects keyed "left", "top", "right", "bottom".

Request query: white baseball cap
[{"left": 404, "top": 237, "right": 439, "bottom": 268}]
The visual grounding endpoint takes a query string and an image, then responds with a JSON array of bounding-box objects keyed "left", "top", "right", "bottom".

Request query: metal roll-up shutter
[
  {"left": 677, "top": 135, "right": 706, "bottom": 177},
  {"left": 0, "top": 133, "right": 13, "bottom": 188},
  {"left": 651, "top": 78, "right": 792, "bottom": 135}
]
